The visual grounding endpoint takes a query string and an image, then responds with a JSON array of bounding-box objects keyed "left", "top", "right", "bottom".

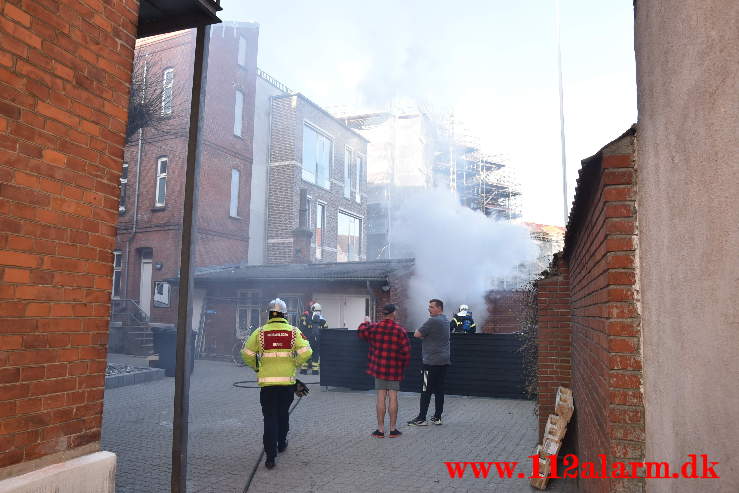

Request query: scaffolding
[{"left": 432, "top": 117, "right": 521, "bottom": 220}]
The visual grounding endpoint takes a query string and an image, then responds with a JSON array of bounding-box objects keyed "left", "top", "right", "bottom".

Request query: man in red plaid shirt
[{"left": 358, "top": 303, "right": 410, "bottom": 438}]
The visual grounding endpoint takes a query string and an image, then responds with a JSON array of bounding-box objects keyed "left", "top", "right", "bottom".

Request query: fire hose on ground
[{"left": 232, "top": 378, "right": 314, "bottom": 493}]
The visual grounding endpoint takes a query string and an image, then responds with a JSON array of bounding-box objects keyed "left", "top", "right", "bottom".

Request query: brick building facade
[
  {"left": 265, "top": 93, "right": 368, "bottom": 265},
  {"left": 115, "top": 22, "right": 258, "bottom": 327}
]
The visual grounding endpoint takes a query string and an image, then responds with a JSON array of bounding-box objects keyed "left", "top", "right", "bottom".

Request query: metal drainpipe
[
  {"left": 366, "top": 280, "right": 375, "bottom": 321},
  {"left": 124, "top": 56, "right": 147, "bottom": 300},
  {"left": 171, "top": 25, "right": 210, "bottom": 493}
]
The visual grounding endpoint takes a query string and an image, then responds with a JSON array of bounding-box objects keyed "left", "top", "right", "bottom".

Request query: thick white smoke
[{"left": 390, "top": 188, "right": 537, "bottom": 329}]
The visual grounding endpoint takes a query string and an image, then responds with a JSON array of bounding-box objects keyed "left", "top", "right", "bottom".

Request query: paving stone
[{"left": 103, "top": 355, "right": 575, "bottom": 492}]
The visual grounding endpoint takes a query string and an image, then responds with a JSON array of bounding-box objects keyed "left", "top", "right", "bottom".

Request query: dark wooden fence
[{"left": 319, "top": 329, "right": 529, "bottom": 399}]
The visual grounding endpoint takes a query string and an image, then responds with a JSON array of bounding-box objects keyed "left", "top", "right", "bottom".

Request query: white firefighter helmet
[
  {"left": 267, "top": 298, "right": 287, "bottom": 313},
  {"left": 457, "top": 304, "right": 469, "bottom": 316},
  {"left": 311, "top": 302, "right": 322, "bottom": 312}
]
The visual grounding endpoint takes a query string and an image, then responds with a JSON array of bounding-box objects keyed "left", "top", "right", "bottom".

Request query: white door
[
  {"left": 313, "top": 294, "right": 343, "bottom": 328},
  {"left": 344, "top": 296, "right": 368, "bottom": 331},
  {"left": 313, "top": 294, "right": 369, "bottom": 330},
  {"left": 139, "top": 258, "right": 152, "bottom": 318}
]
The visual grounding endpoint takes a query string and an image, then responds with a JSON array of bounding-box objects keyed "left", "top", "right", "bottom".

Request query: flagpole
[{"left": 556, "top": 0, "right": 568, "bottom": 225}]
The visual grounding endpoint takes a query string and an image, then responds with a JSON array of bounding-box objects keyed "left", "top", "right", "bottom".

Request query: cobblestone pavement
[{"left": 103, "top": 354, "right": 574, "bottom": 492}]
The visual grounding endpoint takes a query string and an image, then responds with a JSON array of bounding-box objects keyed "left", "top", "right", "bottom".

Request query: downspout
[
  {"left": 366, "top": 280, "right": 375, "bottom": 321},
  {"left": 125, "top": 56, "right": 147, "bottom": 299}
]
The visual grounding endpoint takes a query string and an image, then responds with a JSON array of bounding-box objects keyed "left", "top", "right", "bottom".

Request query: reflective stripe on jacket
[{"left": 241, "top": 317, "right": 313, "bottom": 386}]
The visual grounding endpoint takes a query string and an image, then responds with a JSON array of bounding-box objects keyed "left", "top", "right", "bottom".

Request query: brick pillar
[
  {"left": 536, "top": 255, "right": 572, "bottom": 437},
  {"left": 293, "top": 188, "right": 312, "bottom": 263}
]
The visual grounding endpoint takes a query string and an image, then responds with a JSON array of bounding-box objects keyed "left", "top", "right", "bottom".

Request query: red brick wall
[
  {"left": 372, "top": 267, "right": 411, "bottom": 328},
  {"left": 536, "top": 129, "right": 643, "bottom": 493},
  {"left": 535, "top": 257, "right": 572, "bottom": 436},
  {"left": 483, "top": 290, "right": 524, "bottom": 333},
  {"left": 194, "top": 23, "right": 258, "bottom": 266},
  {"left": 0, "top": 0, "right": 138, "bottom": 470},
  {"left": 569, "top": 144, "right": 642, "bottom": 493}
]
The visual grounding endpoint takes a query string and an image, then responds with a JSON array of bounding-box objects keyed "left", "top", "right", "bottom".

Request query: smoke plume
[{"left": 390, "top": 188, "right": 536, "bottom": 329}]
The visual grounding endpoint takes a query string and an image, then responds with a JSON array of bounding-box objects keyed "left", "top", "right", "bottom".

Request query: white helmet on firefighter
[
  {"left": 267, "top": 298, "right": 287, "bottom": 314},
  {"left": 458, "top": 304, "right": 469, "bottom": 316},
  {"left": 311, "top": 303, "right": 322, "bottom": 312}
]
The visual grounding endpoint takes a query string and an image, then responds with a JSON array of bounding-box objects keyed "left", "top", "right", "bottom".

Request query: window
[
  {"left": 315, "top": 202, "right": 325, "bottom": 260},
  {"left": 153, "top": 281, "right": 170, "bottom": 307},
  {"left": 355, "top": 155, "right": 363, "bottom": 203},
  {"left": 236, "top": 290, "right": 260, "bottom": 339},
  {"left": 302, "top": 123, "right": 331, "bottom": 188},
  {"left": 234, "top": 90, "right": 244, "bottom": 136},
  {"left": 112, "top": 251, "right": 122, "bottom": 298},
  {"left": 119, "top": 162, "right": 128, "bottom": 214},
  {"left": 155, "top": 157, "right": 167, "bottom": 207},
  {"left": 161, "top": 68, "right": 174, "bottom": 115},
  {"left": 337, "top": 212, "right": 361, "bottom": 262},
  {"left": 343, "top": 148, "right": 352, "bottom": 199},
  {"left": 238, "top": 36, "right": 247, "bottom": 67},
  {"left": 229, "top": 169, "right": 240, "bottom": 217}
]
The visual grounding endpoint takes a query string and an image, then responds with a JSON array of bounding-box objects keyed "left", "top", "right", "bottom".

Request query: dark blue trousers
[{"left": 259, "top": 385, "right": 294, "bottom": 460}]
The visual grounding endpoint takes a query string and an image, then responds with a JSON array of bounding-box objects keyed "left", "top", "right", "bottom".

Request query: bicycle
[
  {"left": 231, "top": 338, "right": 247, "bottom": 367},
  {"left": 231, "top": 325, "right": 256, "bottom": 367}
]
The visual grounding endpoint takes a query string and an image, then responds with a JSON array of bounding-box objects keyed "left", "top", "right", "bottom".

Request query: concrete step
[{"left": 124, "top": 329, "right": 154, "bottom": 356}]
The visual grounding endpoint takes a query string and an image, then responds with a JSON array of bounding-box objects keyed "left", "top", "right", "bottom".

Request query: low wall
[
  {"left": 0, "top": 452, "right": 115, "bottom": 493},
  {"left": 320, "top": 329, "right": 528, "bottom": 399}
]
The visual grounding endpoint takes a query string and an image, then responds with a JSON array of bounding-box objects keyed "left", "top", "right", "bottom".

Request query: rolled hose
[
  {"left": 232, "top": 379, "right": 317, "bottom": 390},
  {"left": 232, "top": 379, "right": 260, "bottom": 389}
]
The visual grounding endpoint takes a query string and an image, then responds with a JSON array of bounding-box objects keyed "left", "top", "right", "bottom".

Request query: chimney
[{"left": 293, "top": 188, "right": 313, "bottom": 263}]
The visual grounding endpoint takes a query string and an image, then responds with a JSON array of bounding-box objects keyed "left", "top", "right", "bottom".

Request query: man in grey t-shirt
[{"left": 408, "top": 299, "right": 450, "bottom": 426}]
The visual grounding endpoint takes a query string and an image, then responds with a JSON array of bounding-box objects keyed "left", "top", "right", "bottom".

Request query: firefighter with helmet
[
  {"left": 450, "top": 304, "right": 477, "bottom": 334},
  {"left": 241, "top": 298, "right": 312, "bottom": 470},
  {"left": 304, "top": 302, "right": 327, "bottom": 369}
]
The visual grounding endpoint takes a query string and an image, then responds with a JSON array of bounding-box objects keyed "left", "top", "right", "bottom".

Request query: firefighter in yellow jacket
[{"left": 241, "top": 298, "right": 312, "bottom": 469}]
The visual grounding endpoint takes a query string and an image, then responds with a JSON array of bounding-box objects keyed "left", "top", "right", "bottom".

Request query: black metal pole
[{"left": 172, "top": 25, "right": 210, "bottom": 493}]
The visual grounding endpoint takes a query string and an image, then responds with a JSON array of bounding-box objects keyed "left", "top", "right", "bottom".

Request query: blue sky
[{"left": 221, "top": 0, "right": 637, "bottom": 226}]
